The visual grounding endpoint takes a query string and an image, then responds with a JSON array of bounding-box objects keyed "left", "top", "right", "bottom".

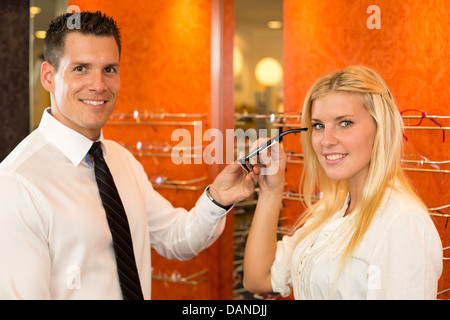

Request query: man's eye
[
  {"left": 74, "top": 66, "right": 85, "bottom": 72},
  {"left": 104, "top": 67, "right": 116, "bottom": 73}
]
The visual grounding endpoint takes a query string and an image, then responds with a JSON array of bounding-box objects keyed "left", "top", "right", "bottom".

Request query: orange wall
[
  {"left": 70, "top": 0, "right": 211, "bottom": 115},
  {"left": 283, "top": 0, "right": 449, "bottom": 298},
  {"left": 70, "top": 0, "right": 213, "bottom": 183}
]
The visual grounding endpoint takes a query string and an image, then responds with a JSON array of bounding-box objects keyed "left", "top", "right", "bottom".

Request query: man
[{"left": 0, "top": 11, "right": 259, "bottom": 299}]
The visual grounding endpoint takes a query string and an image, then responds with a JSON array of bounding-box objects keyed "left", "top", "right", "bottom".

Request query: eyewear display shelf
[
  {"left": 104, "top": 111, "right": 230, "bottom": 300},
  {"left": 400, "top": 111, "right": 450, "bottom": 299}
]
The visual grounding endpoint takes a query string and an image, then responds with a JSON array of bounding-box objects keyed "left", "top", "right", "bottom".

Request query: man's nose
[{"left": 88, "top": 72, "right": 108, "bottom": 92}]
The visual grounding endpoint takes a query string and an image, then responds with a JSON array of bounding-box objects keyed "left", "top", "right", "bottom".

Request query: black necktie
[{"left": 89, "top": 142, "right": 144, "bottom": 300}]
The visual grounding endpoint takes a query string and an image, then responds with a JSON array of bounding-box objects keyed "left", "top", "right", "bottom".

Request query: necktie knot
[{"left": 89, "top": 142, "right": 103, "bottom": 160}]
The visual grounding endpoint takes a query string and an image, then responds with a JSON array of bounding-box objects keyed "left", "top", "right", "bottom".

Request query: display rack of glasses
[
  {"left": 232, "top": 110, "right": 450, "bottom": 300},
  {"left": 401, "top": 110, "right": 450, "bottom": 300},
  {"left": 232, "top": 112, "right": 304, "bottom": 300},
  {"left": 106, "top": 110, "right": 215, "bottom": 298},
  {"left": 108, "top": 110, "right": 209, "bottom": 189}
]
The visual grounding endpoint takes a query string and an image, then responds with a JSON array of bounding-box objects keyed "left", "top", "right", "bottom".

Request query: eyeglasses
[
  {"left": 438, "top": 287, "right": 450, "bottom": 298},
  {"left": 131, "top": 141, "right": 172, "bottom": 152},
  {"left": 109, "top": 109, "right": 206, "bottom": 127},
  {"left": 402, "top": 153, "right": 450, "bottom": 184},
  {"left": 148, "top": 175, "right": 207, "bottom": 190},
  {"left": 443, "top": 246, "right": 450, "bottom": 261},
  {"left": 401, "top": 154, "right": 450, "bottom": 172},
  {"left": 238, "top": 128, "right": 308, "bottom": 173},
  {"left": 269, "top": 111, "right": 302, "bottom": 124},
  {"left": 253, "top": 293, "right": 282, "bottom": 300},
  {"left": 281, "top": 188, "right": 322, "bottom": 203},
  {"left": 401, "top": 109, "right": 445, "bottom": 142},
  {"left": 429, "top": 204, "right": 450, "bottom": 228},
  {"left": 119, "top": 141, "right": 203, "bottom": 162},
  {"left": 111, "top": 108, "right": 207, "bottom": 121},
  {"left": 234, "top": 112, "right": 303, "bottom": 128},
  {"left": 402, "top": 154, "right": 448, "bottom": 167},
  {"left": 285, "top": 150, "right": 304, "bottom": 164},
  {"left": 152, "top": 268, "right": 208, "bottom": 286}
]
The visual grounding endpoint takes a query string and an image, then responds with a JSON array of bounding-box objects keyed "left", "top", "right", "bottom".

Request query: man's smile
[{"left": 80, "top": 99, "right": 107, "bottom": 106}]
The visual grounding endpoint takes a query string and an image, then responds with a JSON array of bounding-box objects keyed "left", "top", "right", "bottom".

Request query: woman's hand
[{"left": 250, "top": 139, "right": 286, "bottom": 195}]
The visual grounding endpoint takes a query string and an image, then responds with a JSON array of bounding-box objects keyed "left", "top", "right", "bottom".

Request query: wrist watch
[{"left": 205, "top": 186, "right": 233, "bottom": 210}]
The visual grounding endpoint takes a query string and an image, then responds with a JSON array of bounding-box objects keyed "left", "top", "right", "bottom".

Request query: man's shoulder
[{"left": 0, "top": 130, "right": 48, "bottom": 174}]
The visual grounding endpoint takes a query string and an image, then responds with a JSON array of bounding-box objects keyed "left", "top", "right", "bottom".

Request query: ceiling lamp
[
  {"left": 267, "top": 20, "right": 282, "bottom": 29},
  {"left": 255, "top": 57, "right": 283, "bottom": 86}
]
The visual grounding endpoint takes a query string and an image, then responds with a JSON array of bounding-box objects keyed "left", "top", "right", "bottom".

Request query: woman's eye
[
  {"left": 312, "top": 123, "right": 324, "bottom": 130},
  {"left": 341, "top": 120, "right": 353, "bottom": 127}
]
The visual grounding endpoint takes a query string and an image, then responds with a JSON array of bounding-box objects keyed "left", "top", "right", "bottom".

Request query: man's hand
[
  {"left": 208, "top": 140, "right": 286, "bottom": 207},
  {"left": 208, "top": 162, "right": 260, "bottom": 207}
]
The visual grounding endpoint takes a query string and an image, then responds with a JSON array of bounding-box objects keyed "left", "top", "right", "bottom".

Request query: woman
[{"left": 243, "top": 65, "right": 443, "bottom": 299}]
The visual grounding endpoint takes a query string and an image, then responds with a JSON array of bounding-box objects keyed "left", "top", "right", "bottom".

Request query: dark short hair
[{"left": 44, "top": 11, "right": 121, "bottom": 70}]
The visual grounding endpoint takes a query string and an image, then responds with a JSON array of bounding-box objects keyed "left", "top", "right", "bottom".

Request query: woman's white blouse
[{"left": 270, "top": 190, "right": 443, "bottom": 299}]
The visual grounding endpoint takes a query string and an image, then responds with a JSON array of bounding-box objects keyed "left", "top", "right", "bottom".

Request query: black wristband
[{"left": 205, "top": 186, "right": 233, "bottom": 210}]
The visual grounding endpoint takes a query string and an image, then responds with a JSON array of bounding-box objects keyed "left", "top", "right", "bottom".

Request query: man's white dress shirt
[
  {"left": 271, "top": 190, "right": 443, "bottom": 299},
  {"left": 0, "top": 109, "right": 229, "bottom": 299}
]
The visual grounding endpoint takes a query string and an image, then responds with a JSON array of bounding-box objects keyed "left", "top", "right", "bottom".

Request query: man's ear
[{"left": 41, "top": 61, "right": 55, "bottom": 92}]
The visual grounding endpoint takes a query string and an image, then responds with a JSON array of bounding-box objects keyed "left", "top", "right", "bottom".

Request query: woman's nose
[{"left": 321, "top": 127, "right": 338, "bottom": 147}]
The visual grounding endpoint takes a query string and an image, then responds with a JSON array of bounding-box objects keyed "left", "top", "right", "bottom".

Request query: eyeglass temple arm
[{"left": 238, "top": 128, "right": 308, "bottom": 173}]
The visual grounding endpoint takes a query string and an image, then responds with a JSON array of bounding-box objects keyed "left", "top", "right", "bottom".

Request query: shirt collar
[{"left": 38, "top": 108, "right": 105, "bottom": 166}]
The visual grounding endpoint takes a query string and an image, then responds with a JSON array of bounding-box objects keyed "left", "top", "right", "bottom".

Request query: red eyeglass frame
[{"left": 400, "top": 109, "right": 445, "bottom": 143}]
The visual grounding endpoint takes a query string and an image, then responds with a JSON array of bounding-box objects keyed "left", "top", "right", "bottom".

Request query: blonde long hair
[{"left": 296, "top": 65, "right": 425, "bottom": 270}]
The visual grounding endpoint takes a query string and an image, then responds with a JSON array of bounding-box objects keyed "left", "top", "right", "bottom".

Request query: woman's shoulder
[{"left": 373, "top": 188, "right": 439, "bottom": 240}]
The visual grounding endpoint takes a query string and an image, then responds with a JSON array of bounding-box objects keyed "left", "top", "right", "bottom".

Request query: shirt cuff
[
  {"left": 198, "top": 186, "right": 234, "bottom": 219},
  {"left": 205, "top": 185, "right": 233, "bottom": 211}
]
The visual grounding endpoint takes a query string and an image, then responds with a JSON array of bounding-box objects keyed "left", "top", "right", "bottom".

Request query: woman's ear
[{"left": 40, "top": 61, "right": 55, "bottom": 92}]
